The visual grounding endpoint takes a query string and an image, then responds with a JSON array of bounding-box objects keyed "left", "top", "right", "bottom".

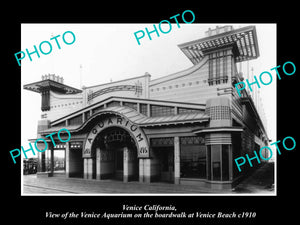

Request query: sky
[{"left": 21, "top": 23, "right": 276, "bottom": 157}]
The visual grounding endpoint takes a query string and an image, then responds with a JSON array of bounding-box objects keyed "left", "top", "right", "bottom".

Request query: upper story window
[
  {"left": 150, "top": 105, "right": 175, "bottom": 117},
  {"left": 68, "top": 114, "right": 82, "bottom": 125},
  {"left": 208, "top": 50, "right": 231, "bottom": 86},
  {"left": 123, "top": 102, "right": 137, "bottom": 110},
  {"left": 140, "top": 103, "right": 148, "bottom": 116},
  {"left": 106, "top": 101, "right": 120, "bottom": 107},
  {"left": 178, "top": 107, "right": 202, "bottom": 115}
]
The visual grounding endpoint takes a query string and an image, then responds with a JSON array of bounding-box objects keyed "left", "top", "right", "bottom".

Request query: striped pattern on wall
[{"left": 205, "top": 133, "right": 232, "bottom": 145}]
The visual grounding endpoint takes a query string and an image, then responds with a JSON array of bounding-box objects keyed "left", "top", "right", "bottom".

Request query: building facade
[{"left": 24, "top": 25, "right": 269, "bottom": 189}]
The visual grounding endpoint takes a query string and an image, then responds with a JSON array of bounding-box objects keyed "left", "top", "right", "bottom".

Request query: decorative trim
[
  {"left": 206, "top": 105, "right": 231, "bottom": 120},
  {"left": 150, "top": 137, "right": 174, "bottom": 147},
  {"left": 193, "top": 127, "right": 243, "bottom": 134},
  {"left": 87, "top": 84, "right": 143, "bottom": 102},
  {"left": 205, "top": 133, "right": 232, "bottom": 145},
  {"left": 180, "top": 136, "right": 205, "bottom": 145}
]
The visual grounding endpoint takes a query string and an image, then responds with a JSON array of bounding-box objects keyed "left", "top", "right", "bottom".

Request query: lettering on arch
[{"left": 83, "top": 116, "right": 149, "bottom": 158}]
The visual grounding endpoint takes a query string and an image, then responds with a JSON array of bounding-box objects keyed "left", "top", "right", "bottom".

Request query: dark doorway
[
  {"left": 92, "top": 126, "right": 139, "bottom": 181},
  {"left": 154, "top": 147, "right": 174, "bottom": 183}
]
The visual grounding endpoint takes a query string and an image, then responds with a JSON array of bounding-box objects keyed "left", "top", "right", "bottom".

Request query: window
[
  {"left": 52, "top": 121, "right": 66, "bottom": 127},
  {"left": 123, "top": 102, "right": 137, "bottom": 110},
  {"left": 92, "top": 105, "right": 104, "bottom": 114},
  {"left": 211, "top": 145, "right": 221, "bottom": 180},
  {"left": 208, "top": 50, "right": 230, "bottom": 86},
  {"left": 150, "top": 105, "right": 174, "bottom": 117},
  {"left": 178, "top": 107, "right": 202, "bottom": 115},
  {"left": 223, "top": 54, "right": 227, "bottom": 80},
  {"left": 107, "top": 101, "right": 120, "bottom": 107},
  {"left": 68, "top": 114, "right": 82, "bottom": 125},
  {"left": 180, "top": 137, "right": 206, "bottom": 179},
  {"left": 207, "top": 144, "right": 231, "bottom": 181},
  {"left": 140, "top": 104, "right": 148, "bottom": 116},
  {"left": 180, "top": 145, "right": 206, "bottom": 179},
  {"left": 208, "top": 54, "right": 213, "bottom": 85},
  {"left": 151, "top": 139, "right": 174, "bottom": 175},
  {"left": 160, "top": 149, "right": 173, "bottom": 172},
  {"left": 222, "top": 145, "right": 229, "bottom": 180},
  {"left": 216, "top": 54, "right": 220, "bottom": 83}
]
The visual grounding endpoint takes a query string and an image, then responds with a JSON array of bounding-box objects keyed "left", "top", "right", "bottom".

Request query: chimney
[{"left": 41, "top": 74, "right": 64, "bottom": 84}]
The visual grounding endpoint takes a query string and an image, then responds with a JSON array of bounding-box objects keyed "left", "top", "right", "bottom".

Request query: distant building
[
  {"left": 24, "top": 25, "right": 269, "bottom": 189},
  {"left": 23, "top": 158, "right": 38, "bottom": 175}
]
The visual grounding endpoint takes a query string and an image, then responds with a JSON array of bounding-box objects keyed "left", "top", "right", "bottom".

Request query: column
[
  {"left": 123, "top": 147, "right": 129, "bottom": 182},
  {"left": 229, "top": 145, "right": 233, "bottom": 181},
  {"left": 174, "top": 106, "right": 178, "bottom": 115},
  {"left": 96, "top": 147, "right": 101, "bottom": 180},
  {"left": 82, "top": 113, "right": 85, "bottom": 123},
  {"left": 174, "top": 136, "right": 180, "bottom": 184},
  {"left": 84, "top": 158, "right": 88, "bottom": 179},
  {"left": 45, "top": 149, "right": 49, "bottom": 172},
  {"left": 50, "top": 147, "right": 54, "bottom": 176},
  {"left": 144, "top": 159, "right": 151, "bottom": 183},
  {"left": 84, "top": 158, "right": 94, "bottom": 179},
  {"left": 147, "top": 104, "right": 151, "bottom": 117},
  {"left": 139, "top": 158, "right": 144, "bottom": 182},
  {"left": 65, "top": 142, "right": 70, "bottom": 178},
  {"left": 138, "top": 158, "right": 152, "bottom": 183},
  {"left": 87, "top": 158, "right": 93, "bottom": 179},
  {"left": 36, "top": 120, "right": 50, "bottom": 174},
  {"left": 38, "top": 151, "right": 46, "bottom": 172}
]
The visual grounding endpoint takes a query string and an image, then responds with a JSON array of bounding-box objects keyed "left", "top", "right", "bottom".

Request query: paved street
[{"left": 23, "top": 162, "right": 274, "bottom": 195}]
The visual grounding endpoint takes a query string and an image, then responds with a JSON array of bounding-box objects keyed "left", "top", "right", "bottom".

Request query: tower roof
[
  {"left": 23, "top": 74, "right": 82, "bottom": 94},
  {"left": 178, "top": 25, "right": 260, "bottom": 64}
]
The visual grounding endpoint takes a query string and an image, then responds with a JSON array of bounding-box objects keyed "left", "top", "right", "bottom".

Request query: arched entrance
[
  {"left": 82, "top": 114, "right": 150, "bottom": 182},
  {"left": 92, "top": 127, "right": 139, "bottom": 181}
]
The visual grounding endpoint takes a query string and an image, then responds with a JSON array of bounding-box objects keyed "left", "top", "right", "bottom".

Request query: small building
[
  {"left": 24, "top": 25, "right": 268, "bottom": 189},
  {"left": 23, "top": 158, "right": 38, "bottom": 175}
]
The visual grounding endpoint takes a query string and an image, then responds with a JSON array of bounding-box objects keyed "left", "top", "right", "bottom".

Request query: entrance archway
[
  {"left": 82, "top": 114, "right": 150, "bottom": 182},
  {"left": 92, "top": 127, "right": 139, "bottom": 181}
]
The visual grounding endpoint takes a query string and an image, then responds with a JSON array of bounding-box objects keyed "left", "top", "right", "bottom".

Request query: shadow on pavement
[{"left": 232, "top": 162, "right": 275, "bottom": 194}]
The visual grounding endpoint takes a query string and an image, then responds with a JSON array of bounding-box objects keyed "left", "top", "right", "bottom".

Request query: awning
[
  {"left": 24, "top": 79, "right": 82, "bottom": 94},
  {"left": 193, "top": 126, "right": 244, "bottom": 134},
  {"left": 40, "top": 106, "right": 209, "bottom": 134},
  {"left": 138, "top": 112, "right": 209, "bottom": 127},
  {"left": 178, "top": 26, "right": 259, "bottom": 64}
]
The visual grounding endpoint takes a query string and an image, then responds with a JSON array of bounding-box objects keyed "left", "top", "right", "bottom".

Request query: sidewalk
[
  {"left": 23, "top": 176, "right": 226, "bottom": 194},
  {"left": 22, "top": 162, "right": 275, "bottom": 195},
  {"left": 233, "top": 162, "right": 275, "bottom": 193}
]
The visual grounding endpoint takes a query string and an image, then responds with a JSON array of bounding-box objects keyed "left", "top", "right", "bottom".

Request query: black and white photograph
[
  {"left": 4, "top": 5, "right": 298, "bottom": 225},
  {"left": 21, "top": 23, "right": 276, "bottom": 196}
]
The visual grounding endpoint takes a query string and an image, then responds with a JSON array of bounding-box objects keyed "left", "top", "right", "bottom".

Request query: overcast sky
[{"left": 21, "top": 23, "right": 276, "bottom": 157}]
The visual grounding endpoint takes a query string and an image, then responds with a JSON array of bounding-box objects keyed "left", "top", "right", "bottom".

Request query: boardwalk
[{"left": 23, "top": 163, "right": 274, "bottom": 195}]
